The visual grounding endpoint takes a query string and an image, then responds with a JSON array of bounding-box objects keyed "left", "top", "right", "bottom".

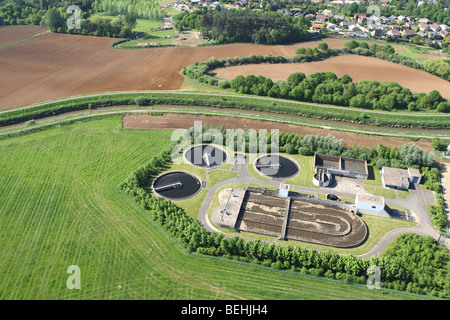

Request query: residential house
[
  {"left": 397, "top": 15, "right": 407, "bottom": 23},
  {"left": 354, "top": 13, "right": 367, "bottom": 24},
  {"left": 419, "top": 22, "right": 432, "bottom": 31},
  {"left": 380, "top": 16, "right": 390, "bottom": 24},
  {"left": 431, "top": 32, "right": 443, "bottom": 40},
  {"left": 316, "top": 14, "right": 327, "bottom": 22},
  {"left": 387, "top": 28, "right": 400, "bottom": 38},
  {"left": 419, "top": 18, "right": 431, "bottom": 24},
  {"left": 417, "top": 31, "right": 429, "bottom": 39},
  {"left": 350, "top": 31, "right": 368, "bottom": 37},
  {"left": 340, "top": 21, "right": 355, "bottom": 29},
  {"left": 402, "top": 29, "right": 416, "bottom": 39},
  {"left": 430, "top": 24, "right": 442, "bottom": 32},
  {"left": 332, "top": 14, "right": 344, "bottom": 21},
  {"left": 312, "top": 23, "right": 325, "bottom": 31},
  {"left": 349, "top": 24, "right": 362, "bottom": 32},
  {"left": 373, "top": 28, "right": 386, "bottom": 37}
]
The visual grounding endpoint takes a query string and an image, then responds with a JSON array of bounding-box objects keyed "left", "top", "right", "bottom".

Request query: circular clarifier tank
[
  {"left": 255, "top": 154, "right": 299, "bottom": 179},
  {"left": 184, "top": 144, "right": 228, "bottom": 168},
  {"left": 152, "top": 171, "right": 202, "bottom": 200}
]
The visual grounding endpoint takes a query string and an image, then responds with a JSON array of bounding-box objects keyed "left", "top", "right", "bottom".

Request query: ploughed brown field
[
  {"left": 0, "top": 25, "right": 49, "bottom": 47},
  {"left": 213, "top": 55, "right": 450, "bottom": 99},
  {"left": 122, "top": 113, "right": 434, "bottom": 151},
  {"left": 0, "top": 28, "right": 348, "bottom": 110},
  {"left": 0, "top": 26, "right": 449, "bottom": 110}
]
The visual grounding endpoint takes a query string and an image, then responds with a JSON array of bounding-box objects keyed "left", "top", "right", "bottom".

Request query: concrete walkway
[{"left": 197, "top": 157, "right": 449, "bottom": 259}]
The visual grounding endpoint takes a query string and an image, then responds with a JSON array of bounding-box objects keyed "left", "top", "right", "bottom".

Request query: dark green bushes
[
  {"left": 184, "top": 41, "right": 449, "bottom": 113},
  {"left": 119, "top": 127, "right": 447, "bottom": 298}
]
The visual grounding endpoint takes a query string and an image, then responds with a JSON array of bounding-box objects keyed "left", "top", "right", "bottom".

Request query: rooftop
[{"left": 356, "top": 193, "right": 384, "bottom": 205}]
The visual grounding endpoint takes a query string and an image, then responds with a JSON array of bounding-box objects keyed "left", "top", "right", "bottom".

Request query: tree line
[
  {"left": 92, "top": 0, "right": 161, "bottom": 20},
  {"left": 182, "top": 41, "right": 450, "bottom": 113},
  {"left": 119, "top": 132, "right": 448, "bottom": 298},
  {"left": 0, "top": 0, "right": 157, "bottom": 38},
  {"left": 174, "top": 7, "right": 310, "bottom": 45}
]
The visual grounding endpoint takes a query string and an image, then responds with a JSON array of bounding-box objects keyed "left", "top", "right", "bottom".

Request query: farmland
[
  {"left": 2, "top": 26, "right": 448, "bottom": 109},
  {"left": 213, "top": 55, "right": 450, "bottom": 99},
  {"left": 0, "top": 24, "right": 448, "bottom": 301},
  {"left": 0, "top": 116, "right": 421, "bottom": 300}
]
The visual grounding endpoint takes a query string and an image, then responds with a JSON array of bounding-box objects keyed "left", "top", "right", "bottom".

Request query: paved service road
[{"left": 197, "top": 157, "right": 450, "bottom": 258}]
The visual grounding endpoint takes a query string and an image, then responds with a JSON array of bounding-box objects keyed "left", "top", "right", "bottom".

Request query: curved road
[
  {"left": 197, "top": 156, "right": 449, "bottom": 258},
  {"left": 0, "top": 103, "right": 448, "bottom": 257}
]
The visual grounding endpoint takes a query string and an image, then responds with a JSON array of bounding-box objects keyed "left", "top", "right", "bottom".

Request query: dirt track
[
  {"left": 213, "top": 55, "right": 450, "bottom": 99},
  {"left": 122, "top": 113, "right": 433, "bottom": 151}
]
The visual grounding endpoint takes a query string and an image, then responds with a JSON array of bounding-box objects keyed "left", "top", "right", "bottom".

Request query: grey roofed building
[
  {"left": 380, "top": 166, "right": 421, "bottom": 190},
  {"left": 314, "top": 154, "right": 368, "bottom": 179}
]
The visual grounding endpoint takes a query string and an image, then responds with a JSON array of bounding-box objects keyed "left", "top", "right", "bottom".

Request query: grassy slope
[{"left": 0, "top": 117, "right": 422, "bottom": 299}]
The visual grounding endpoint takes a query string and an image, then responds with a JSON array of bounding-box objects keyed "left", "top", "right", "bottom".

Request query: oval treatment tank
[
  {"left": 152, "top": 171, "right": 202, "bottom": 200},
  {"left": 184, "top": 144, "right": 228, "bottom": 168},
  {"left": 255, "top": 154, "right": 299, "bottom": 179}
]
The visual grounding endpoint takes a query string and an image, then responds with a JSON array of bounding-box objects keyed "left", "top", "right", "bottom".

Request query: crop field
[
  {"left": 0, "top": 25, "right": 49, "bottom": 48},
  {"left": 3, "top": 26, "right": 446, "bottom": 110},
  {"left": 0, "top": 116, "right": 423, "bottom": 300},
  {"left": 213, "top": 55, "right": 450, "bottom": 99}
]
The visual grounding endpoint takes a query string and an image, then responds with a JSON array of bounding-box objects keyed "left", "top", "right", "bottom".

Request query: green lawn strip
[
  {"left": 165, "top": 162, "right": 207, "bottom": 181},
  {"left": 283, "top": 154, "right": 317, "bottom": 188},
  {"left": 207, "top": 169, "right": 238, "bottom": 187},
  {"left": 364, "top": 166, "right": 383, "bottom": 187},
  {"left": 0, "top": 118, "right": 428, "bottom": 300},
  {"left": 247, "top": 160, "right": 271, "bottom": 181},
  {"left": 0, "top": 29, "right": 48, "bottom": 50},
  {"left": 364, "top": 186, "right": 398, "bottom": 199},
  {"left": 397, "top": 190, "right": 411, "bottom": 199},
  {"left": 173, "top": 188, "right": 208, "bottom": 220},
  {"left": 2, "top": 91, "right": 448, "bottom": 131}
]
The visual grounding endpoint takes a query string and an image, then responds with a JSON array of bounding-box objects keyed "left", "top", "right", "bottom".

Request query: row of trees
[
  {"left": 228, "top": 71, "right": 447, "bottom": 112},
  {"left": 119, "top": 132, "right": 447, "bottom": 298},
  {"left": 0, "top": 1, "right": 96, "bottom": 26},
  {"left": 0, "top": 0, "right": 158, "bottom": 38},
  {"left": 92, "top": 0, "right": 161, "bottom": 20},
  {"left": 37, "top": 6, "right": 137, "bottom": 37},
  {"left": 182, "top": 41, "right": 449, "bottom": 112},
  {"left": 174, "top": 7, "right": 310, "bottom": 45},
  {"left": 187, "top": 124, "right": 445, "bottom": 231}
]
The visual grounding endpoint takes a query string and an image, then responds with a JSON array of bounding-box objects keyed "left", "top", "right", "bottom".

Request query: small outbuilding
[
  {"left": 355, "top": 194, "right": 390, "bottom": 218},
  {"left": 381, "top": 166, "right": 421, "bottom": 190}
]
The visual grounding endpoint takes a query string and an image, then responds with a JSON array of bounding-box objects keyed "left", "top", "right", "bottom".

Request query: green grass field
[{"left": 0, "top": 117, "right": 427, "bottom": 299}]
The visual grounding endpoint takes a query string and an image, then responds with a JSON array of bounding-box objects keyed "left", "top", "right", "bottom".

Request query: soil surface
[
  {"left": 213, "top": 55, "right": 450, "bottom": 98},
  {"left": 0, "top": 28, "right": 357, "bottom": 110},
  {"left": 122, "top": 113, "right": 434, "bottom": 151},
  {"left": 0, "top": 25, "right": 48, "bottom": 47}
]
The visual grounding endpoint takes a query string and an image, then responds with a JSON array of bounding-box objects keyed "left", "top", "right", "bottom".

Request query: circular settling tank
[
  {"left": 184, "top": 144, "right": 228, "bottom": 168},
  {"left": 152, "top": 171, "right": 202, "bottom": 200},
  {"left": 255, "top": 154, "right": 299, "bottom": 179}
]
